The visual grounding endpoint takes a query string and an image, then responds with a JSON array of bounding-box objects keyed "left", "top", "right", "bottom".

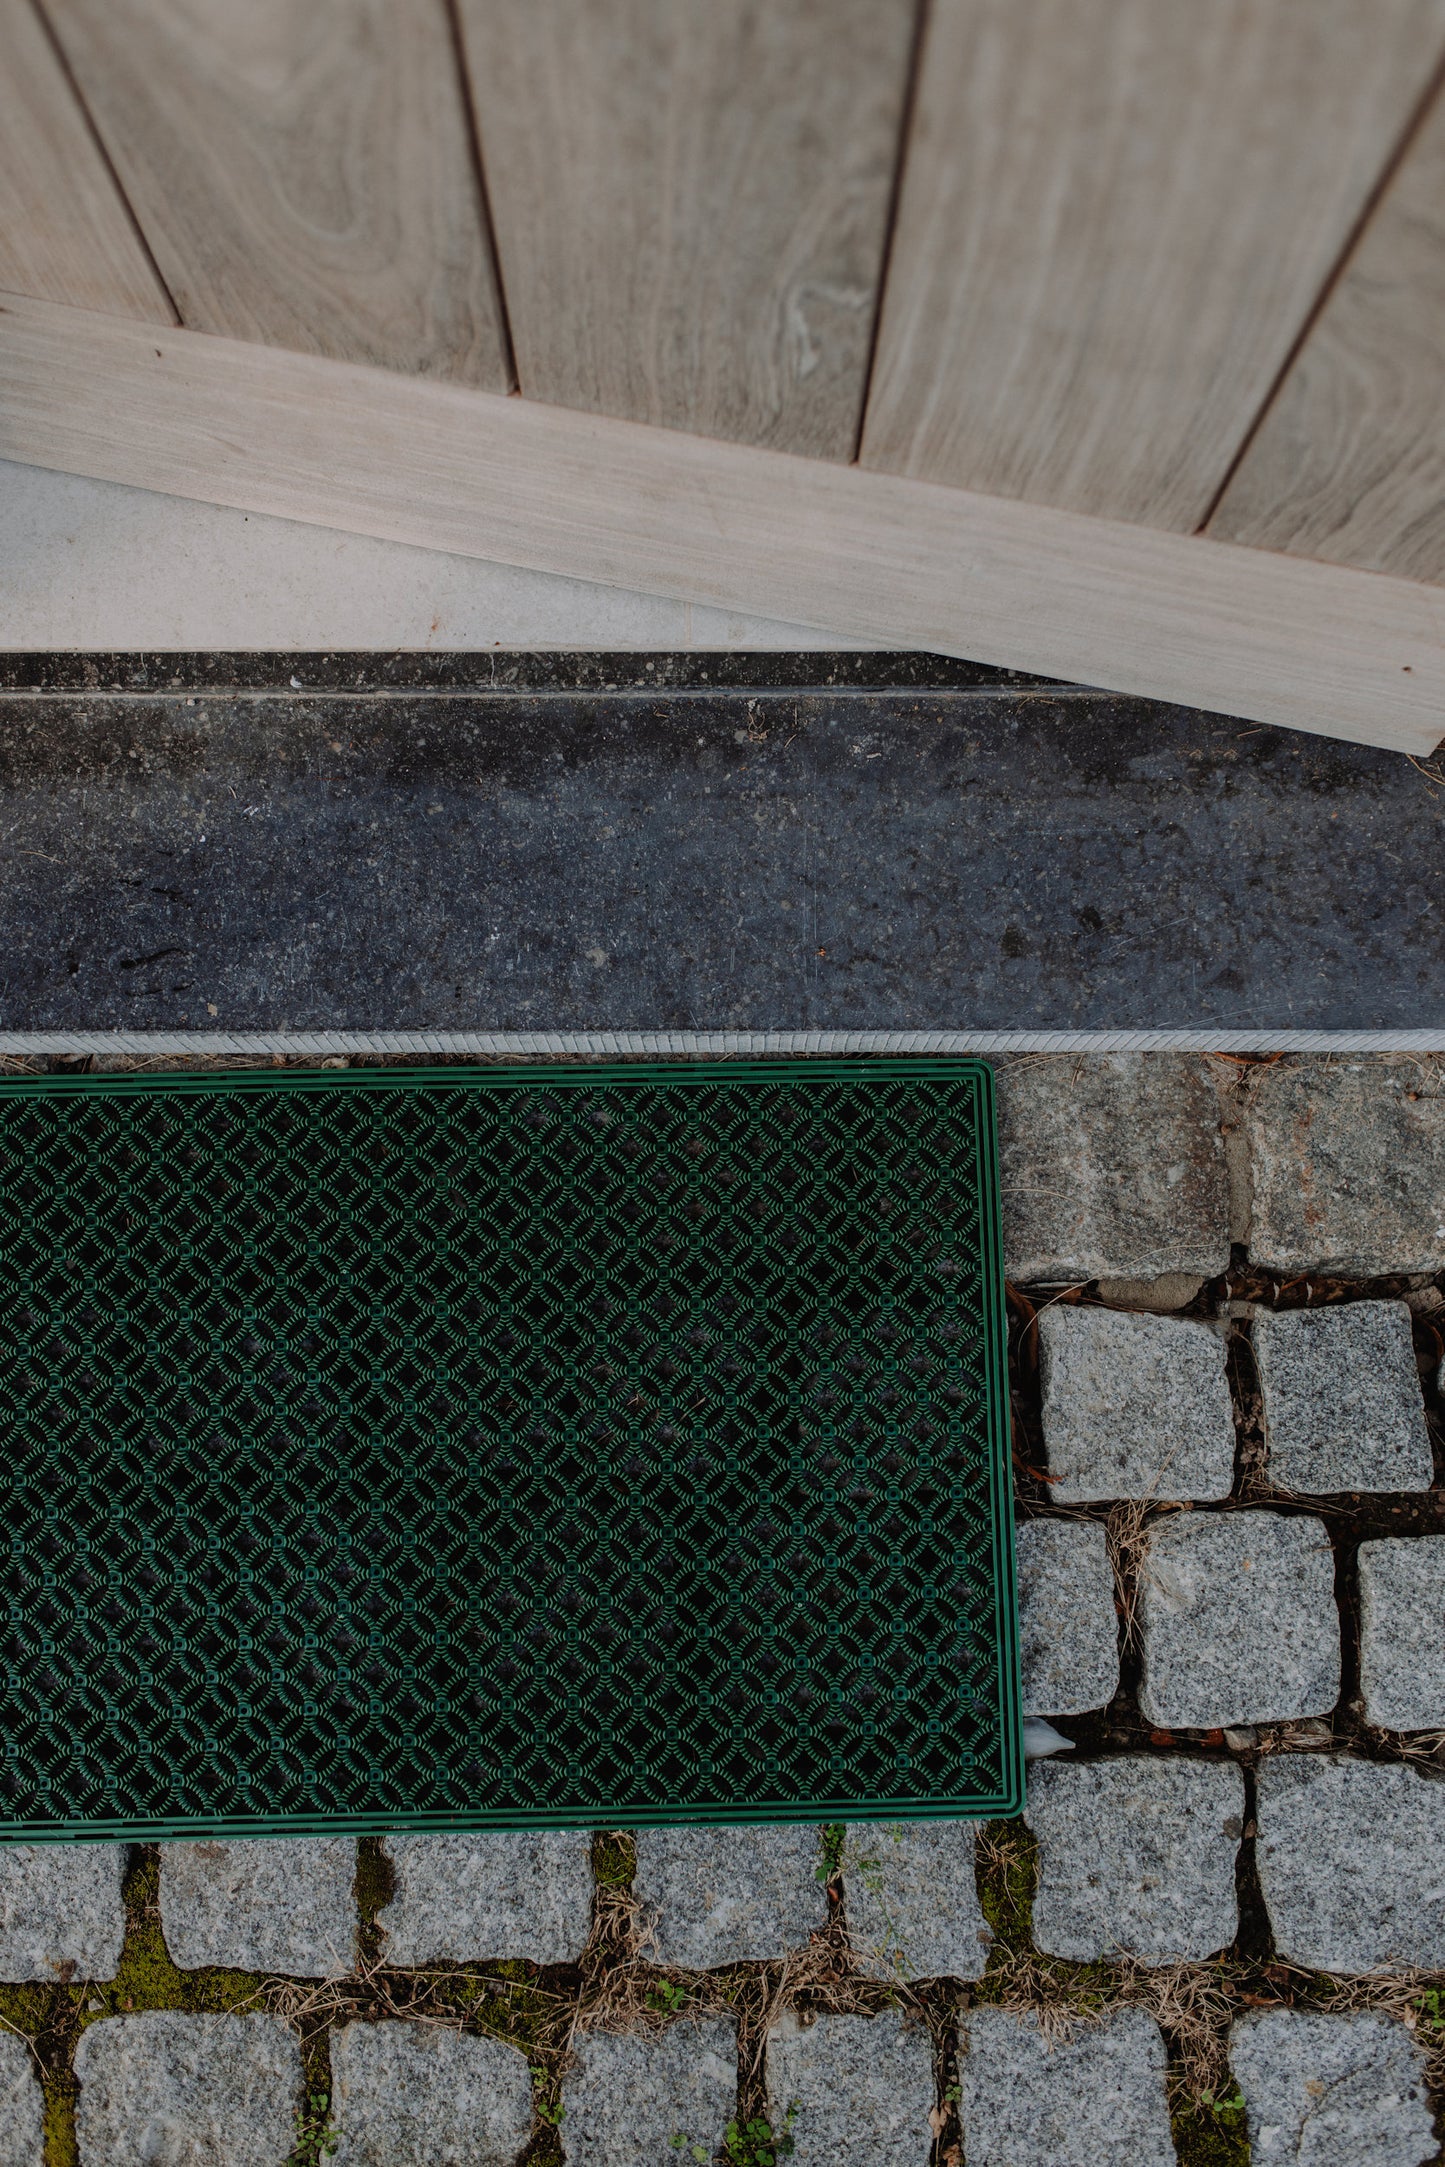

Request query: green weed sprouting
[
  {"left": 646, "top": 1979, "right": 690, "bottom": 2015},
  {"left": 287, "top": 2088, "right": 339, "bottom": 2165},
  {"left": 1196, "top": 2086, "right": 1245, "bottom": 2117},
  {"left": 670, "top": 2102, "right": 797, "bottom": 2167},
  {"left": 530, "top": 2067, "right": 566, "bottom": 2127},
  {"left": 724, "top": 2101, "right": 797, "bottom": 2166},
  {"left": 815, "top": 1825, "right": 845, "bottom": 1883}
]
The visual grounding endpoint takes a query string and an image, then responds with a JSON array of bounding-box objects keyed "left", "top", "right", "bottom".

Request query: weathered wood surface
[
  {"left": 0, "top": 0, "right": 171, "bottom": 320},
  {"left": 456, "top": 0, "right": 917, "bottom": 456},
  {"left": 860, "top": 0, "right": 1445, "bottom": 529},
  {"left": 1212, "top": 84, "right": 1445, "bottom": 582},
  {"left": 2, "top": 292, "right": 1442, "bottom": 754},
  {"left": 42, "top": 0, "right": 510, "bottom": 383}
]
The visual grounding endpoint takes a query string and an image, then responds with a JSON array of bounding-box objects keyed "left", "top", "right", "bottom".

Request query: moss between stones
[
  {"left": 591, "top": 1830, "right": 636, "bottom": 1889},
  {"left": 0, "top": 1979, "right": 81, "bottom": 2164},
  {"left": 521, "top": 2053, "right": 567, "bottom": 2167},
  {"left": 1171, "top": 2091, "right": 1250, "bottom": 2167},
  {"left": 85, "top": 1849, "right": 261, "bottom": 2027},
  {"left": 974, "top": 1818, "right": 1036, "bottom": 1957},
  {"left": 41, "top": 2080, "right": 79, "bottom": 2167},
  {"left": 1, "top": 1848, "right": 267, "bottom": 2167},
  {"left": 4, "top": 1817, "right": 1435, "bottom": 2165},
  {"left": 971, "top": 1819, "right": 1116, "bottom": 2018},
  {"left": 0, "top": 1983, "right": 58, "bottom": 2034},
  {"left": 352, "top": 1837, "right": 396, "bottom": 1966},
  {"left": 13, "top": 1843, "right": 569, "bottom": 2164},
  {"left": 462, "top": 1971, "right": 567, "bottom": 2052}
]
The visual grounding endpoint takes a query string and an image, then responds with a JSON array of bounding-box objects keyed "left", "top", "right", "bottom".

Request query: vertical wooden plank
[
  {"left": 860, "top": 0, "right": 1445, "bottom": 531},
  {"left": 454, "top": 0, "right": 918, "bottom": 459},
  {"left": 1210, "top": 88, "right": 1445, "bottom": 582},
  {"left": 42, "top": 0, "right": 510, "bottom": 386},
  {"left": 0, "top": 0, "right": 171, "bottom": 320}
]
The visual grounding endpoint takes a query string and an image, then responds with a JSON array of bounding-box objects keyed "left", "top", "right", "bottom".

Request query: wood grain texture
[
  {"left": 2, "top": 294, "right": 1441, "bottom": 755},
  {"left": 455, "top": 0, "right": 917, "bottom": 457},
  {"left": 1211, "top": 88, "right": 1445, "bottom": 581},
  {"left": 861, "top": 0, "right": 1445, "bottom": 529},
  {"left": 41, "top": 0, "right": 509, "bottom": 384},
  {"left": 0, "top": 0, "right": 171, "bottom": 320}
]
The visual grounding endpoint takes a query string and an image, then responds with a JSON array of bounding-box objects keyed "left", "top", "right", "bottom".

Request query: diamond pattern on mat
[{"left": 0, "top": 1064, "right": 1011, "bottom": 1833}]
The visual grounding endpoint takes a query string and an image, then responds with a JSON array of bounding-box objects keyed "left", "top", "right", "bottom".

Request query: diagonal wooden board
[{"left": 0, "top": 291, "right": 1441, "bottom": 755}]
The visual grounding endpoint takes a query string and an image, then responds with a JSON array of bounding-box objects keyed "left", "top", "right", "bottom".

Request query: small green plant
[
  {"left": 724, "top": 2102, "right": 797, "bottom": 2166},
  {"left": 530, "top": 2068, "right": 566, "bottom": 2127},
  {"left": 1415, "top": 1988, "right": 1444, "bottom": 2034},
  {"left": 1172, "top": 2080, "right": 1249, "bottom": 2167},
  {"left": 646, "top": 1979, "right": 690, "bottom": 2015},
  {"left": 670, "top": 2134, "right": 711, "bottom": 2163},
  {"left": 816, "top": 1824, "right": 845, "bottom": 1883},
  {"left": 287, "top": 2088, "right": 339, "bottom": 2165},
  {"left": 1196, "top": 2087, "right": 1244, "bottom": 2117}
]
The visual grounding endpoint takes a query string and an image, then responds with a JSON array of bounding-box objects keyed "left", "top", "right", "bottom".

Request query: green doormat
[{"left": 0, "top": 1061, "right": 1021, "bottom": 1838}]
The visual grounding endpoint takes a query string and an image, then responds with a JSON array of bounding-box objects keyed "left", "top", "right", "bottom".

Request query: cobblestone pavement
[{"left": 0, "top": 1054, "right": 1441, "bottom": 2164}]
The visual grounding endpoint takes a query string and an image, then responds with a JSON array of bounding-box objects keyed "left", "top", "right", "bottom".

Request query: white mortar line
[
  {"left": 1, "top": 1029, "right": 1442, "bottom": 1058},
  {"left": 0, "top": 684, "right": 1093, "bottom": 702}
]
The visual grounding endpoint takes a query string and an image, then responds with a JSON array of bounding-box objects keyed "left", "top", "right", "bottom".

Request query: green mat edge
[{"left": 0, "top": 1057, "right": 1025, "bottom": 1835}]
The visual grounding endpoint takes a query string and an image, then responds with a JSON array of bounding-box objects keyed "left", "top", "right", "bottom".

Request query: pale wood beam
[{"left": 1, "top": 293, "right": 1441, "bottom": 756}]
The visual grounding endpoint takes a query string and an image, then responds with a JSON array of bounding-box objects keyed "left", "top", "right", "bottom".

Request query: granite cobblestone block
[
  {"left": 1136, "top": 1510, "right": 1339, "bottom": 1729},
  {"left": 841, "top": 1819, "right": 991, "bottom": 1980},
  {"left": 1253, "top": 1302, "right": 1432, "bottom": 1495},
  {"left": 961, "top": 2006, "right": 1175, "bottom": 2167},
  {"left": 1026, "top": 1756, "right": 1243, "bottom": 1964},
  {"left": 1255, "top": 1756, "right": 1445, "bottom": 1973},
  {"left": 1245, "top": 1057, "right": 1445, "bottom": 1275},
  {"left": 1230, "top": 2009, "right": 1436, "bottom": 2167},
  {"left": 766, "top": 2011, "right": 934, "bottom": 2167},
  {"left": 0, "top": 2031, "right": 43, "bottom": 2167},
  {"left": 330, "top": 2020, "right": 533, "bottom": 2165},
  {"left": 634, "top": 1825, "right": 825, "bottom": 1968},
  {"left": 0, "top": 1842, "right": 125, "bottom": 1983},
  {"left": 1358, "top": 1536, "right": 1445, "bottom": 1730},
  {"left": 560, "top": 2019, "right": 736, "bottom": 2166},
  {"left": 1017, "top": 1519, "right": 1120, "bottom": 1716},
  {"left": 1038, "top": 1306, "right": 1236, "bottom": 1502},
  {"left": 72, "top": 2011, "right": 302, "bottom": 2167},
  {"left": 160, "top": 1837, "right": 356, "bottom": 1977},
  {"left": 379, "top": 1832, "right": 593, "bottom": 1966},
  {"left": 996, "top": 1056, "right": 1231, "bottom": 1282}
]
